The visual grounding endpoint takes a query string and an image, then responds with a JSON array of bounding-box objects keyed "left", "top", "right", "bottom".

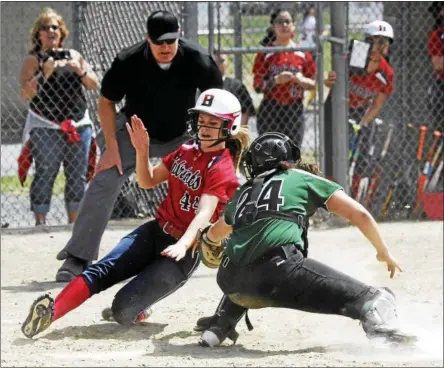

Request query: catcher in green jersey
[{"left": 194, "top": 131, "right": 416, "bottom": 347}]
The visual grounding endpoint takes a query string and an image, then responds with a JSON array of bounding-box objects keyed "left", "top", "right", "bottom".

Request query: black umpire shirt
[{"left": 101, "top": 39, "right": 223, "bottom": 142}]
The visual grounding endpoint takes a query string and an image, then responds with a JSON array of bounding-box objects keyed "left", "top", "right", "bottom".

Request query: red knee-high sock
[{"left": 53, "top": 276, "right": 91, "bottom": 321}]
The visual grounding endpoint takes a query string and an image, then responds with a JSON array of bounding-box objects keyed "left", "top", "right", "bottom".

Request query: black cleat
[
  {"left": 194, "top": 314, "right": 218, "bottom": 332},
  {"left": 21, "top": 294, "right": 54, "bottom": 338}
]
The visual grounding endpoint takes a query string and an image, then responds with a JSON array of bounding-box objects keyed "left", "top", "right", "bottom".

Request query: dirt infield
[{"left": 1, "top": 221, "right": 443, "bottom": 367}]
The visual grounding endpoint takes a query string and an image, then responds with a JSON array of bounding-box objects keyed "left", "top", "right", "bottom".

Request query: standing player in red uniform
[
  {"left": 325, "top": 20, "right": 395, "bottom": 195},
  {"left": 21, "top": 89, "right": 251, "bottom": 338},
  {"left": 252, "top": 8, "right": 316, "bottom": 147},
  {"left": 325, "top": 20, "right": 394, "bottom": 127}
]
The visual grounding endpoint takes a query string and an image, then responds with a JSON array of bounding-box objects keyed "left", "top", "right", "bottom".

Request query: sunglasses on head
[
  {"left": 152, "top": 38, "right": 177, "bottom": 45},
  {"left": 40, "top": 24, "right": 60, "bottom": 32},
  {"left": 274, "top": 19, "right": 292, "bottom": 26}
]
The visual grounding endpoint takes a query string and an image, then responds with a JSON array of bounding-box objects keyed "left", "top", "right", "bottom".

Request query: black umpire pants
[{"left": 216, "top": 244, "right": 372, "bottom": 320}]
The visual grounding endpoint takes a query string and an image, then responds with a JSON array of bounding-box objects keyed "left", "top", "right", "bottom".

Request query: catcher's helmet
[
  {"left": 187, "top": 88, "right": 242, "bottom": 143},
  {"left": 240, "top": 132, "right": 301, "bottom": 180}
]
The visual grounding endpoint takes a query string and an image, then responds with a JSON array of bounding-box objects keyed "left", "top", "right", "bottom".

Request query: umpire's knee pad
[{"left": 111, "top": 296, "right": 137, "bottom": 326}]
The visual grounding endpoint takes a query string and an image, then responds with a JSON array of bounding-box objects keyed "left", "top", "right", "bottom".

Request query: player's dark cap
[{"left": 147, "top": 10, "right": 180, "bottom": 44}]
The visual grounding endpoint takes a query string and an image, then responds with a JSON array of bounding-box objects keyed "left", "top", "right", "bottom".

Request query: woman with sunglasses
[
  {"left": 19, "top": 7, "right": 99, "bottom": 226},
  {"left": 253, "top": 8, "right": 317, "bottom": 149}
]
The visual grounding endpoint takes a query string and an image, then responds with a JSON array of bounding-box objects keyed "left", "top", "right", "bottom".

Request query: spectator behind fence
[
  {"left": 428, "top": 1, "right": 444, "bottom": 133},
  {"left": 18, "top": 7, "right": 99, "bottom": 226},
  {"left": 212, "top": 53, "right": 256, "bottom": 126},
  {"left": 54, "top": 10, "right": 223, "bottom": 282},
  {"left": 252, "top": 8, "right": 316, "bottom": 148},
  {"left": 299, "top": 4, "right": 317, "bottom": 49}
]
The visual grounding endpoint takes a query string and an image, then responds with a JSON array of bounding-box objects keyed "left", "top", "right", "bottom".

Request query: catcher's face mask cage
[
  {"left": 240, "top": 132, "right": 301, "bottom": 180},
  {"left": 187, "top": 111, "right": 232, "bottom": 143},
  {"left": 187, "top": 88, "right": 242, "bottom": 147}
]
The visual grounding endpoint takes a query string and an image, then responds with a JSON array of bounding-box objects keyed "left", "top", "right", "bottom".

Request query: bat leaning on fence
[
  {"left": 424, "top": 139, "right": 443, "bottom": 191},
  {"left": 380, "top": 123, "right": 415, "bottom": 220},
  {"left": 381, "top": 171, "right": 397, "bottom": 220},
  {"left": 412, "top": 129, "right": 441, "bottom": 217},
  {"left": 355, "top": 119, "right": 382, "bottom": 204},
  {"left": 427, "top": 159, "right": 443, "bottom": 192},
  {"left": 363, "top": 124, "right": 394, "bottom": 210}
]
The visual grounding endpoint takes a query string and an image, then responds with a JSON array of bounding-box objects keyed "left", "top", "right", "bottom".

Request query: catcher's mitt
[{"left": 192, "top": 225, "right": 224, "bottom": 269}]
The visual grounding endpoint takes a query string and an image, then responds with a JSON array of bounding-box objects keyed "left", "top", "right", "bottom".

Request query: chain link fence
[
  {"left": 342, "top": 2, "right": 443, "bottom": 222},
  {"left": 1, "top": 2, "right": 442, "bottom": 229},
  {"left": 1, "top": 2, "right": 182, "bottom": 228}
]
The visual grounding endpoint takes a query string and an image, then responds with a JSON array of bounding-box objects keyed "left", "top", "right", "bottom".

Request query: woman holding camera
[{"left": 19, "top": 7, "right": 98, "bottom": 225}]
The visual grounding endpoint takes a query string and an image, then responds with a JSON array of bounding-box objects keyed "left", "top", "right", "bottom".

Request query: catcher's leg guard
[
  {"left": 359, "top": 287, "right": 399, "bottom": 337},
  {"left": 358, "top": 287, "right": 416, "bottom": 343},
  {"left": 199, "top": 296, "right": 249, "bottom": 347}
]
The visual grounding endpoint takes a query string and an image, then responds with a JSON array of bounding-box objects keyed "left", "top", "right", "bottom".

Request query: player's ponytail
[
  {"left": 279, "top": 159, "right": 321, "bottom": 176},
  {"left": 226, "top": 126, "right": 251, "bottom": 173}
]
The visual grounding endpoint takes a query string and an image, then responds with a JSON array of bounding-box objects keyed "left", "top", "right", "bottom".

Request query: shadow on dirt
[
  {"left": 2, "top": 281, "right": 63, "bottom": 293},
  {"left": 13, "top": 322, "right": 169, "bottom": 344}
]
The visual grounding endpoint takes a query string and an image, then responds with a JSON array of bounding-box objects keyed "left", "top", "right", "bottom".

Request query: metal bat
[
  {"left": 427, "top": 160, "right": 443, "bottom": 192},
  {"left": 363, "top": 124, "right": 395, "bottom": 209},
  {"left": 424, "top": 140, "right": 443, "bottom": 191},
  {"left": 356, "top": 119, "right": 380, "bottom": 204}
]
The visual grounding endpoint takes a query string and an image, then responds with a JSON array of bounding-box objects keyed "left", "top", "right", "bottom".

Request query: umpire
[{"left": 55, "top": 10, "right": 223, "bottom": 282}]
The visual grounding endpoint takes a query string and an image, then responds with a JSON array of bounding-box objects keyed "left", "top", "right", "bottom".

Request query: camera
[{"left": 40, "top": 49, "right": 72, "bottom": 62}]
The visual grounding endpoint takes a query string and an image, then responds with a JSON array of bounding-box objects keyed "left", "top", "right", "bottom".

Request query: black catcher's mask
[{"left": 240, "top": 132, "right": 301, "bottom": 180}]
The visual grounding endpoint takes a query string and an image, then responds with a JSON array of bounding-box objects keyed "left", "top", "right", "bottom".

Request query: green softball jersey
[{"left": 223, "top": 169, "right": 343, "bottom": 266}]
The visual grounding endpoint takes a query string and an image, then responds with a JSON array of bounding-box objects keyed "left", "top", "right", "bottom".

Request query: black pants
[
  {"left": 257, "top": 99, "right": 305, "bottom": 147},
  {"left": 81, "top": 219, "right": 200, "bottom": 325},
  {"left": 217, "top": 245, "right": 371, "bottom": 319}
]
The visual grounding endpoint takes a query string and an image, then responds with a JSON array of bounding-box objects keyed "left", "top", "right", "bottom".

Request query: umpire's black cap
[{"left": 147, "top": 10, "right": 180, "bottom": 43}]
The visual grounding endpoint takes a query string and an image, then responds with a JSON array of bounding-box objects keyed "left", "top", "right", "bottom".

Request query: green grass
[{"left": 1, "top": 173, "right": 67, "bottom": 196}]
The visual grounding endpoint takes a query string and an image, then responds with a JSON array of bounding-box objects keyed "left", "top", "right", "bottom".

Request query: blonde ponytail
[{"left": 227, "top": 126, "right": 251, "bottom": 172}]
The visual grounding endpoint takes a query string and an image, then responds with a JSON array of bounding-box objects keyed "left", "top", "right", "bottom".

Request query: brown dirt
[{"left": 1, "top": 221, "right": 442, "bottom": 367}]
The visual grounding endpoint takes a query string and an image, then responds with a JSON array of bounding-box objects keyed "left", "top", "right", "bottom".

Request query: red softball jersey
[
  {"left": 155, "top": 142, "right": 239, "bottom": 234},
  {"left": 348, "top": 56, "right": 394, "bottom": 110},
  {"left": 253, "top": 43, "right": 316, "bottom": 105},
  {"left": 428, "top": 27, "right": 444, "bottom": 82}
]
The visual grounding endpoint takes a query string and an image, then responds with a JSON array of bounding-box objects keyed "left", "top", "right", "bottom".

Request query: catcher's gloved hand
[{"left": 192, "top": 225, "right": 224, "bottom": 269}]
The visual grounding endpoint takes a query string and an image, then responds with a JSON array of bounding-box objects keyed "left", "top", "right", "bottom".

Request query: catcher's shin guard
[
  {"left": 359, "top": 287, "right": 417, "bottom": 344},
  {"left": 359, "top": 287, "right": 398, "bottom": 336},
  {"left": 199, "top": 296, "right": 250, "bottom": 347}
]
